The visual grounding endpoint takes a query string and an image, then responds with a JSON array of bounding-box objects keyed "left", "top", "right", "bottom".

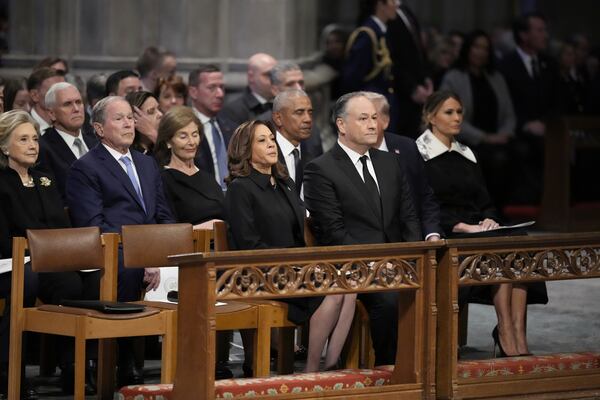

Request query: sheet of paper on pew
[
  {"left": 0, "top": 256, "right": 30, "bottom": 275},
  {"left": 492, "top": 220, "right": 536, "bottom": 231},
  {"left": 143, "top": 266, "right": 225, "bottom": 306}
]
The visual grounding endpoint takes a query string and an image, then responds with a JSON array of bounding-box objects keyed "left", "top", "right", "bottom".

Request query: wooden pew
[
  {"left": 540, "top": 116, "right": 600, "bottom": 231},
  {"left": 119, "top": 240, "right": 440, "bottom": 400},
  {"left": 436, "top": 233, "right": 600, "bottom": 400}
]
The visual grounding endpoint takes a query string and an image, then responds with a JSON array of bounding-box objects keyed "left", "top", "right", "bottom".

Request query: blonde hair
[{"left": 0, "top": 110, "right": 40, "bottom": 168}]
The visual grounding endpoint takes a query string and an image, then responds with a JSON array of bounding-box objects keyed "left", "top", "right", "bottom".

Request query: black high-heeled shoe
[{"left": 492, "top": 326, "right": 512, "bottom": 358}]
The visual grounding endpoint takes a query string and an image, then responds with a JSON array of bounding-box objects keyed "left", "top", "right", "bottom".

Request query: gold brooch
[{"left": 39, "top": 177, "right": 52, "bottom": 187}]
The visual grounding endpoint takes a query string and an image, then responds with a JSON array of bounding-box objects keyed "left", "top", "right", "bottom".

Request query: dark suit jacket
[
  {"left": 66, "top": 144, "right": 175, "bottom": 233},
  {"left": 161, "top": 168, "right": 225, "bottom": 225},
  {"left": 219, "top": 87, "right": 271, "bottom": 126},
  {"left": 303, "top": 144, "right": 421, "bottom": 246},
  {"left": 37, "top": 127, "right": 98, "bottom": 202},
  {"left": 0, "top": 168, "right": 70, "bottom": 256},
  {"left": 387, "top": 5, "right": 429, "bottom": 98},
  {"left": 498, "top": 50, "right": 558, "bottom": 132},
  {"left": 384, "top": 133, "right": 441, "bottom": 236},
  {"left": 225, "top": 169, "right": 304, "bottom": 250},
  {"left": 386, "top": 5, "right": 430, "bottom": 136},
  {"left": 194, "top": 116, "right": 237, "bottom": 177},
  {"left": 276, "top": 133, "right": 323, "bottom": 191}
]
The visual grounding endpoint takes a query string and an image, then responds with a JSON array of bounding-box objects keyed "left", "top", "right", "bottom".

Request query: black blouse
[
  {"left": 0, "top": 167, "right": 70, "bottom": 257},
  {"left": 225, "top": 169, "right": 304, "bottom": 250},
  {"left": 423, "top": 151, "right": 498, "bottom": 235},
  {"left": 469, "top": 72, "right": 498, "bottom": 134},
  {"left": 161, "top": 168, "right": 225, "bottom": 225}
]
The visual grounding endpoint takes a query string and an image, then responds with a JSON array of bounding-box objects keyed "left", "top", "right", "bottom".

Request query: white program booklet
[{"left": 0, "top": 256, "right": 30, "bottom": 275}]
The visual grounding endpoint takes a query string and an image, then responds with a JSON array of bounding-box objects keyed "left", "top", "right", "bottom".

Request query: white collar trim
[{"left": 416, "top": 129, "right": 477, "bottom": 163}]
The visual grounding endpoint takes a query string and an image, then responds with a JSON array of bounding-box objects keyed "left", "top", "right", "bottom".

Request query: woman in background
[{"left": 125, "top": 91, "right": 163, "bottom": 155}]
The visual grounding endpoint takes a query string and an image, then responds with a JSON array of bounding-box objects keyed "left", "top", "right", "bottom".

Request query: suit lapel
[
  {"left": 46, "top": 129, "right": 77, "bottom": 165},
  {"left": 369, "top": 149, "right": 392, "bottom": 226},
  {"left": 95, "top": 145, "right": 146, "bottom": 211},
  {"left": 332, "top": 144, "right": 381, "bottom": 221},
  {"left": 82, "top": 130, "right": 98, "bottom": 149},
  {"left": 279, "top": 178, "right": 305, "bottom": 237}
]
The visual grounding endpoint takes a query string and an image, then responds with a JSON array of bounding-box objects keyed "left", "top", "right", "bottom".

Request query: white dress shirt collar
[
  {"left": 102, "top": 143, "right": 134, "bottom": 164},
  {"left": 416, "top": 129, "right": 477, "bottom": 163},
  {"left": 31, "top": 108, "right": 50, "bottom": 134},
  {"left": 276, "top": 131, "right": 300, "bottom": 181},
  {"left": 516, "top": 46, "right": 536, "bottom": 77},
  {"left": 371, "top": 15, "right": 387, "bottom": 33},
  {"left": 377, "top": 137, "right": 389, "bottom": 152},
  {"left": 55, "top": 128, "right": 86, "bottom": 156},
  {"left": 252, "top": 91, "right": 268, "bottom": 105}
]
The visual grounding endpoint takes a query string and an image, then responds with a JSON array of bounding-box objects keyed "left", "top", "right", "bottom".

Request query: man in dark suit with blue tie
[
  {"left": 38, "top": 82, "right": 98, "bottom": 202},
  {"left": 365, "top": 91, "right": 442, "bottom": 239},
  {"left": 66, "top": 96, "right": 175, "bottom": 386},
  {"left": 303, "top": 91, "right": 422, "bottom": 366},
  {"left": 188, "top": 64, "right": 237, "bottom": 190}
]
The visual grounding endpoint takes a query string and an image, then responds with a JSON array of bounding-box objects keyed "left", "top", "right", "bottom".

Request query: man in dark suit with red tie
[{"left": 303, "top": 91, "right": 421, "bottom": 365}]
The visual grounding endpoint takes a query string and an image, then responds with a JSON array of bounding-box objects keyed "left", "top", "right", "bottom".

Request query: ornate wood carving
[
  {"left": 458, "top": 247, "right": 600, "bottom": 284},
  {"left": 215, "top": 257, "right": 421, "bottom": 300}
]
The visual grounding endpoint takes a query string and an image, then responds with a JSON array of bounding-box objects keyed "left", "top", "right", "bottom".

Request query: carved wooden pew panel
[
  {"left": 120, "top": 241, "right": 440, "bottom": 400},
  {"left": 437, "top": 233, "right": 600, "bottom": 400}
]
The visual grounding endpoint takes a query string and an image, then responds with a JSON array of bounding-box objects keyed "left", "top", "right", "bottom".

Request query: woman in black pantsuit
[
  {"left": 416, "top": 91, "right": 547, "bottom": 357},
  {"left": 0, "top": 110, "right": 101, "bottom": 397},
  {"left": 225, "top": 120, "right": 356, "bottom": 372}
]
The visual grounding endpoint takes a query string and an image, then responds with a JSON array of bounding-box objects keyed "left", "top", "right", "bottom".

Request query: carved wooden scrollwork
[
  {"left": 215, "top": 257, "right": 421, "bottom": 299},
  {"left": 458, "top": 247, "right": 600, "bottom": 283}
]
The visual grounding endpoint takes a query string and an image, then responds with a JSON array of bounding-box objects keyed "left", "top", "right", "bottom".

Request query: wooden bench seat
[
  {"left": 118, "top": 241, "right": 439, "bottom": 399},
  {"left": 436, "top": 233, "right": 600, "bottom": 400}
]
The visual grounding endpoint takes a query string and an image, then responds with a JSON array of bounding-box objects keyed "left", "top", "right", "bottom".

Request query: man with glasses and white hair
[{"left": 38, "top": 82, "right": 98, "bottom": 201}]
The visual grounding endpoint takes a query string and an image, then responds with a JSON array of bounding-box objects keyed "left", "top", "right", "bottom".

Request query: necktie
[
  {"left": 120, "top": 155, "right": 146, "bottom": 212},
  {"left": 291, "top": 148, "right": 303, "bottom": 187},
  {"left": 359, "top": 155, "right": 382, "bottom": 220},
  {"left": 210, "top": 119, "right": 228, "bottom": 189},
  {"left": 73, "top": 137, "right": 87, "bottom": 158}
]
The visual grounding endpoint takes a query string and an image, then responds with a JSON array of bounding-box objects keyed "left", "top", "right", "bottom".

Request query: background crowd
[{"left": 0, "top": 0, "right": 598, "bottom": 398}]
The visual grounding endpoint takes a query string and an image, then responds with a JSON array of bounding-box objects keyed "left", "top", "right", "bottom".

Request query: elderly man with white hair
[{"left": 38, "top": 81, "right": 98, "bottom": 201}]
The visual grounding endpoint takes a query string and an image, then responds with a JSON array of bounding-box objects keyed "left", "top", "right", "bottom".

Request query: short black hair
[
  {"left": 105, "top": 69, "right": 140, "bottom": 96},
  {"left": 512, "top": 12, "right": 546, "bottom": 45},
  {"left": 27, "top": 67, "right": 62, "bottom": 91},
  {"left": 331, "top": 91, "right": 367, "bottom": 126},
  {"left": 188, "top": 64, "right": 221, "bottom": 87}
]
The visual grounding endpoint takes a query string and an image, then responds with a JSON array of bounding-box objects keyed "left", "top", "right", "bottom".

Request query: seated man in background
[
  {"left": 27, "top": 67, "right": 65, "bottom": 133},
  {"left": 38, "top": 82, "right": 98, "bottom": 201},
  {"left": 105, "top": 70, "right": 143, "bottom": 97},
  {"left": 220, "top": 52, "right": 277, "bottom": 125}
]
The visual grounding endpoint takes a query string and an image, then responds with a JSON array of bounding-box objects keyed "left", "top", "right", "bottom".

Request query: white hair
[{"left": 45, "top": 82, "right": 78, "bottom": 109}]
